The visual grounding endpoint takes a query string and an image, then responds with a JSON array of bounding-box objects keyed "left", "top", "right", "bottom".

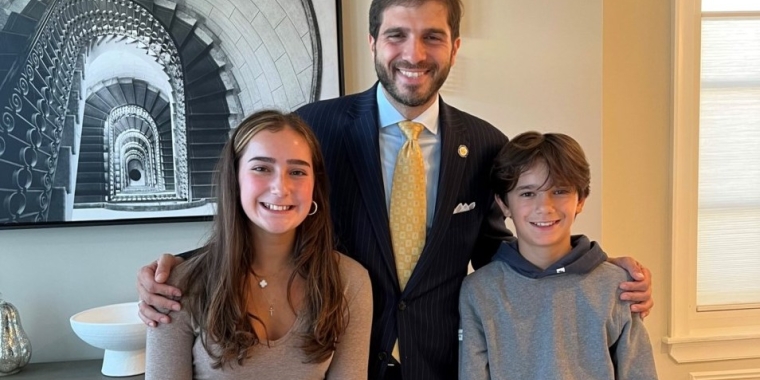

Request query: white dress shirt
[{"left": 376, "top": 84, "right": 442, "bottom": 230}]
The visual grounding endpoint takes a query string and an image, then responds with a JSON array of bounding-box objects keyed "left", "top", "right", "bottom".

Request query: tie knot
[{"left": 398, "top": 121, "right": 424, "bottom": 141}]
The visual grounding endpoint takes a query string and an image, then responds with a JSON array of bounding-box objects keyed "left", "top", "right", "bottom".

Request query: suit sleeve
[
  {"left": 470, "top": 199, "right": 512, "bottom": 270},
  {"left": 145, "top": 306, "right": 195, "bottom": 380},
  {"left": 458, "top": 278, "right": 491, "bottom": 380},
  {"left": 326, "top": 264, "right": 373, "bottom": 380},
  {"left": 176, "top": 246, "right": 204, "bottom": 260},
  {"left": 613, "top": 304, "right": 659, "bottom": 379}
]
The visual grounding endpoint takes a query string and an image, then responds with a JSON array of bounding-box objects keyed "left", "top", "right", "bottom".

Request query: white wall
[
  {"left": 445, "top": 0, "right": 603, "bottom": 239},
  {"left": 0, "top": 222, "right": 210, "bottom": 362},
  {"left": 0, "top": 0, "right": 605, "bottom": 365}
]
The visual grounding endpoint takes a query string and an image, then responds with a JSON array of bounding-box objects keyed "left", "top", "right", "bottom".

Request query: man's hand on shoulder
[
  {"left": 608, "top": 256, "right": 653, "bottom": 319},
  {"left": 136, "top": 254, "right": 185, "bottom": 327}
]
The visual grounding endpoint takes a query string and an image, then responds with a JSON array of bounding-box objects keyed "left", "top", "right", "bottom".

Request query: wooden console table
[{"left": 12, "top": 360, "right": 144, "bottom": 379}]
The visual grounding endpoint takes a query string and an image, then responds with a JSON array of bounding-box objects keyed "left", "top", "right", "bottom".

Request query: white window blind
[
  {"left": 697, "top": 12, "right": 760, "bottom": 308},
  {"left": 703, "top": 0, "right": 760, "bottom": 12}
]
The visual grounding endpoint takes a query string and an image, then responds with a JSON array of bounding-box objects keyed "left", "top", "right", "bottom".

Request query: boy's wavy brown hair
[{"left": 491, "top": 131, "right": 591, "bottom": 204}]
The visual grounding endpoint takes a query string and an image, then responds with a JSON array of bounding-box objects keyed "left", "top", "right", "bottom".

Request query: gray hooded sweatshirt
[{"left": 458, "top": 235, "right": 658, "bottom": 380}]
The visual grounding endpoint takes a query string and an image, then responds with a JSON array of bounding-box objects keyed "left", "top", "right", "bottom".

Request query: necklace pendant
[
  {"left": 269, "top": 306, "right": 274, "bottom": 316},
  {"left": 258, "top": 279, "right": 268, "bottom": 288}
]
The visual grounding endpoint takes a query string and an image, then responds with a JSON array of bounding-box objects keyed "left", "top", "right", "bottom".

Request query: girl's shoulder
[
  {"left": 335, "top": 250, "right": 366, "bottom": 272},
  {"left": 166, "top": 255, "right": 201, "bottom": 289},
  {"left": 334, "top": 251, "right": 370, "bottom": 292}
]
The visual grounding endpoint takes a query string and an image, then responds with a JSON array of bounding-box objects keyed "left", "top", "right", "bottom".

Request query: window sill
[{"left": 663, "top": 334, "right": 760, "bottom": 363}]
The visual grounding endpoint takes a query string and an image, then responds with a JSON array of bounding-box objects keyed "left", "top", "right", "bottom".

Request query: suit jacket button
[
  {"left": 378, "top": 352, "right": 388, "bottom": 361},
  {"left": 398, "top": 301, "right": 407, "bottom": 311}
]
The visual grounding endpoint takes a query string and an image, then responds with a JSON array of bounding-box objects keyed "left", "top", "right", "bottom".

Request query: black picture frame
[{"left": 0, "top": 0, "right": 345, "bottom": 229}]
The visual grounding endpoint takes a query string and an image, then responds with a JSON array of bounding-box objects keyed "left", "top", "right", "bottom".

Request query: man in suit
[{"left": 137, "top": 1, "right": 654, "bottom": 379}]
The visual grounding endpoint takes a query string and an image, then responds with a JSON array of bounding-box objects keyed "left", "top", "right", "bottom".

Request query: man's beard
[{"left": 375, "top": 57, "right": 451, "bottom": 108}]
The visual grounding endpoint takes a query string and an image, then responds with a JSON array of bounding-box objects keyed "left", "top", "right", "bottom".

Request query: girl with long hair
[{"left": 145, "top": 110, "right": 372, "bottom": 379}]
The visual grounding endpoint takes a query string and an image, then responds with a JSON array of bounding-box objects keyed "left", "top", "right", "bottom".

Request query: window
[
  {"left": 697, "top": 1, "right": 760, "bottom": 309},
  {"left": 667, "top": 0, "right": 760, "bottom": 363}
]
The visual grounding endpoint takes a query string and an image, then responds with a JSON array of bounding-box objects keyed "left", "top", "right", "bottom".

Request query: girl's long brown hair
[{"left": 178, "top": 110, "right": 347, "bottom": 368}]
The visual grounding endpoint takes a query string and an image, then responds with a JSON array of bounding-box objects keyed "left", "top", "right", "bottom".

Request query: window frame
[{"left": 666, "top": 0, "right": 760, "bottom": 363}]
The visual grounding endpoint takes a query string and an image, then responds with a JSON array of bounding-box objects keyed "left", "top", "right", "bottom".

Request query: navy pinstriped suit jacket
[{"left": 296, "top": 83, "right": 511, "bottom": 380}]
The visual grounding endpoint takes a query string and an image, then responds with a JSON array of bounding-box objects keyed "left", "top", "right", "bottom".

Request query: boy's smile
[{"left": 497, "top": 161, "right": 586, "bottom": 269}]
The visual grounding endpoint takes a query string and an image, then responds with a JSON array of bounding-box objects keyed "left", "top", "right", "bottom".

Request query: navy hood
[{"left": 493, "top": 235, "right": 607, "bottom": 279}]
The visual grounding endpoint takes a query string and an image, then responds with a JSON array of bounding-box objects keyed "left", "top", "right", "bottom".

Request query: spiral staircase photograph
[{"left": 0, "top": 0, "right": 334, "bottom": 225}]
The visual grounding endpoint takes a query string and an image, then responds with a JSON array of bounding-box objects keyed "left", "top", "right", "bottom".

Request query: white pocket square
[{"left": 453, "top": 202, "right": 476, "bottom": 214}]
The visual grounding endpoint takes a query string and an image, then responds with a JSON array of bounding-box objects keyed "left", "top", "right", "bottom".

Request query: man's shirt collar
[{"left": 376, "top": 84, "right": 440, "bottom": 135}]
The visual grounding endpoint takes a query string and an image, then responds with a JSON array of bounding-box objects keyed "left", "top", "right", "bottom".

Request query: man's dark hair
[{"left": 369, "top": 0, "right": 464, "bottom": 41}]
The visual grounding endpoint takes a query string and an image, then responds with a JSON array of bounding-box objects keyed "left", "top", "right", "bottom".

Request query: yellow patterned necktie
[{"left": 390, "top": 121, "right": 426, "bottom": 291}]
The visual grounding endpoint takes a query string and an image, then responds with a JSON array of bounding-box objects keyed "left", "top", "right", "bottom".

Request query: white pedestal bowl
[{"left": 70, "top": 302, "right": 147, "bottom": 377}]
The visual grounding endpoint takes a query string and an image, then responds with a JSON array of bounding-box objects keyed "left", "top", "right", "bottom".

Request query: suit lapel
[
  {"left": 404, "top": 99, "right": 470, "bottom": 294},
  {"left": 343, "top": 85, "right": 399, "bottom": 283}
]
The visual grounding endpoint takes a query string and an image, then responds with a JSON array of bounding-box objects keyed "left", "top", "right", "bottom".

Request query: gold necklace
[
  {"left": 251, "top": 271, "right": 275, "bottom": 316},
  {"left": 251, "top": 263, "right": 290, "bottom": 289},
  {"left": 250, "top": 266, "right": 292, "bottom": 316}
]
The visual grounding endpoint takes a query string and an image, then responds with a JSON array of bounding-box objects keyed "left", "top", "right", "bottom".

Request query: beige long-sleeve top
[{"left": 145, "top": 253, "right": 372, "bottom": 380}]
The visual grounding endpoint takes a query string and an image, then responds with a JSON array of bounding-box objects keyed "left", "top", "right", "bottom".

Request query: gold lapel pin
[{"left": 458, "top": 145, "right": 469, "bottom": 158}]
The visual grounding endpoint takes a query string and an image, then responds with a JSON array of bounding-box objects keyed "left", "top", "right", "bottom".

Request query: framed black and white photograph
[{"left": 0, "top": 0, "right": 344, "bottom": 228}]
